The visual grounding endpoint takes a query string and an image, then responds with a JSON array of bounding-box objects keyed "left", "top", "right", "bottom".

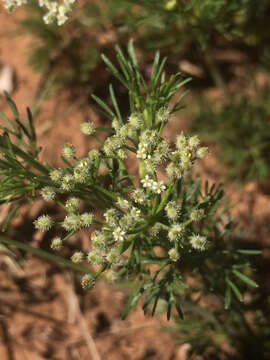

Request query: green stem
[{"left": 0, "top": 235, "right": 95, "bottom": 275}]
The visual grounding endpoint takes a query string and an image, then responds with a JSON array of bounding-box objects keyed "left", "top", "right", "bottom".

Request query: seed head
[
  {"left": 165, "top": 201, "right": 180, "bottom": 221},
  {"left": 168, "top": 224, "right": 183, "bottom": 241},
  {"left": 62, "top": 214, "right": 81, "bottom": 231},
  {"left": 80, "top": 122, "right": 95, "bottom": 135},
  {"left": 128, "top": 113, "right": 142, "bottom": 130},
  {"left": 132, "top": 189, "right": 148, "bottom": 204},
  {"left": 156, "top": 107, "right": 170, "bottom": 123},
  {"left": 50, "top": 237, "right": 62, "bottom": 251},
  {"left": 106, "top": 247, "right": 120, "bottom": 264},
  {"left": 188, "top": 135, "right": 200, "bottom": 149},
  {"left": 190, "top": 209, "right": 204, "bottom": 222},
  {"left": 65, "top": 197, "right": 80, "bottom": 213},
  {"left": 196, "top": 146, "right": 209, "bottom": 159},
  {"left": 63, "top": 143, "right": 75, "bottom": 158},
  {"left": 81, "top": 274, "right": 95, "bottom": 290},
  {"left": 71, "top": 251, "right": 84, "bottom": 263},
  {"left": 61, "top": 174, "right": 75, "bottom": 191},
  {"left": 168, "top": 248, "right": 180, "bottom": 262},
  {"left": 34, "top": 215, "right": 53, "bottom": 231},
  {"left": 87, "top": 250, "right": 104, "bottom": 265},
  {"left": 117, "top": 197, "right": 131, "bottom": 210},
  {"left": 166, "top": 162, "right": 182, "bottom": 179},
  {"left": 41, "top": 186, "right": 56, "bottom": 201},
  {"left": 176, "top": 132, "right": 187, "bottom": 151},
  {"left": 50, "top": 169, "right": 63, "bottom": 183},
  {"left": 80, "top": 212, "right": 94, "bottom": 227},
  {"left": 190, "top": 234, "right": 208, "bottom": 251}
]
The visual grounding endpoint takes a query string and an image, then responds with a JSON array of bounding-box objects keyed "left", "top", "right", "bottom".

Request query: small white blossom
[
  {"left": 137, "top": 143, "right": 148, "bottom": 160},
  {"left": 113, "top": 227, "right": 126, "bottom": 242},
  {"left": 141, "top": 175, "right": 154, "bottom": 189},
  {"left": 151, "top": 180, "right": 166, "bottom": 194}
]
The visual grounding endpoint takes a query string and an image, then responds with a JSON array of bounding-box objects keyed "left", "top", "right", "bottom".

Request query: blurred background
[{"left": 0, "top": 1, "right": 269, "bottom": 359}]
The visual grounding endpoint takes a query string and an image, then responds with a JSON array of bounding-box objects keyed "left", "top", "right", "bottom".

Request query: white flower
[
  {"left": 151, "top": 180, "right": 166, "bottom": 194},
  {"left": 113, "top": 227, "right": 126, "bottom": 242},
  {"left": 137, "top": 143, "right": 148, "bottom": 159},
  {"left": 141, "top": 175, "right": 154, "bottom": 188}
]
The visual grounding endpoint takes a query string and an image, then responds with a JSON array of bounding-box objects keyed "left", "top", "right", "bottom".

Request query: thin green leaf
[
  {"left": 232, "top": 269, "right": 258, "bottom": 288},
  {"left": 0, "top": 111, "right": 15, "bottom": 132},
  {"left": 4, "top": 92, "right": 19, "bottom": 120},
  {"left": 2, "top": 200, "right": 22, "bottom": 232},
  {"left": 224, "top": 286, "right": 231, "bottom": 309},
  {"left": 109, "top": 84, "right": 123, "bottom": 125},
  {"left": 237, "top": 249, "right": 261, "bottom": 255},
  {"left": 226, "top": 278, "right": 243, "bottom": 302},
  {"left": 91, "top": 94, "right": 115, "bottom": 119}
]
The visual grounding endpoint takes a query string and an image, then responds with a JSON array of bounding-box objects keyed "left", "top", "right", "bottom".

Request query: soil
[{"left": 0, "top": 7, "right": 270, "bottom": 360}]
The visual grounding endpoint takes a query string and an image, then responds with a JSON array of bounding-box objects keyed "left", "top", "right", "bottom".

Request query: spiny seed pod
[
  {"left": 88, "top": 149, "right": 100, "bottom": 162},
  {"left": 168, "top": 224, "right": 183, "bottom": 241},
  {"left": 87, "top": 250, "right": 104, "bottom": 265},
  {"left": 168, "top": 248, "right": 180, "bottom": 262},
  {"left": 176, "top": 132, "right": 187, "bottom": 150},
  {"left": 106, "top": 247, "right": 120, "bottom": 264},
  {"left": 190, "top": 209, "right": 204, "bottom": 221},
  {"left": 81, "top": 274, "right": 95, "bottom": 290},
  {"left": 50, "top": 169, "right": 63, "bottom": 183},
  {"left": 41, "top": 186, "right": 56, "bottom": 201},
  {"left": 61, "top": 174, "right": 75, "bottom": 191},
  {"left": 165, "top": 201, "right": 180, "bottom": 221},
  {"left": 71, "top": 251, "right": 84, "bottom": 264},
  {"left": 128, "top": 113, "right": 142, "bottom": 130},
  {"left": 196, "top": 146, "right": 209, "bottom": 159},
  {"left": 132, "top": 189, "right": 148, "bottom": 204},
  {"left": 63, "top": 143, "right": 75, "bottom": 158},
  {"left": 65, "top": 197, "right": 80, "bottom": 213},
  {"left": 190, "top": 234, "right": 208, "bottom": 251},
  {"left": 156, "top": 106, "right": 170, "bottom": 123},
  {"left": 117, "top": 197, "right": 131, "bottom": 210},
  {"left": 80, "top": 212, "right": 94, "bottom": 227},
  {"left": 34, "top": 215, "right": 53, "bottom": 231},
  {"left": 166, "top": 162, "right": 182, "bottom": 180},
  {"left": 106, "top": 270, "right": 118, "bottom": 282},
  {"left": 62, "top": 214, "right": 82, "bottom": 231},
  {"left": 51, "top": 237, "right": 63, "bottom": 251},
  {"left": 80, "top": 122, "right": 95, "bottom": 135},
  {"left": 188, "top": 135, "right": 200, "bottom": 149}
]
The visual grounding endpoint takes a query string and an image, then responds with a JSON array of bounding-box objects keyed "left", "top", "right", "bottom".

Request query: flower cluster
[
  {"left": 141, "top": 175, "right": 166, "bottom": 194},
  {"left": 166, "top": 132, "right": 209, "bottom": 179},
  {"left": 2, "top": 0, "right": 76, "bottom": 25}
]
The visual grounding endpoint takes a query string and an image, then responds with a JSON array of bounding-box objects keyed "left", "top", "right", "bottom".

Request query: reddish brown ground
[{"left": 0, "top": 7, "right": 269, "bottom": 360}]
